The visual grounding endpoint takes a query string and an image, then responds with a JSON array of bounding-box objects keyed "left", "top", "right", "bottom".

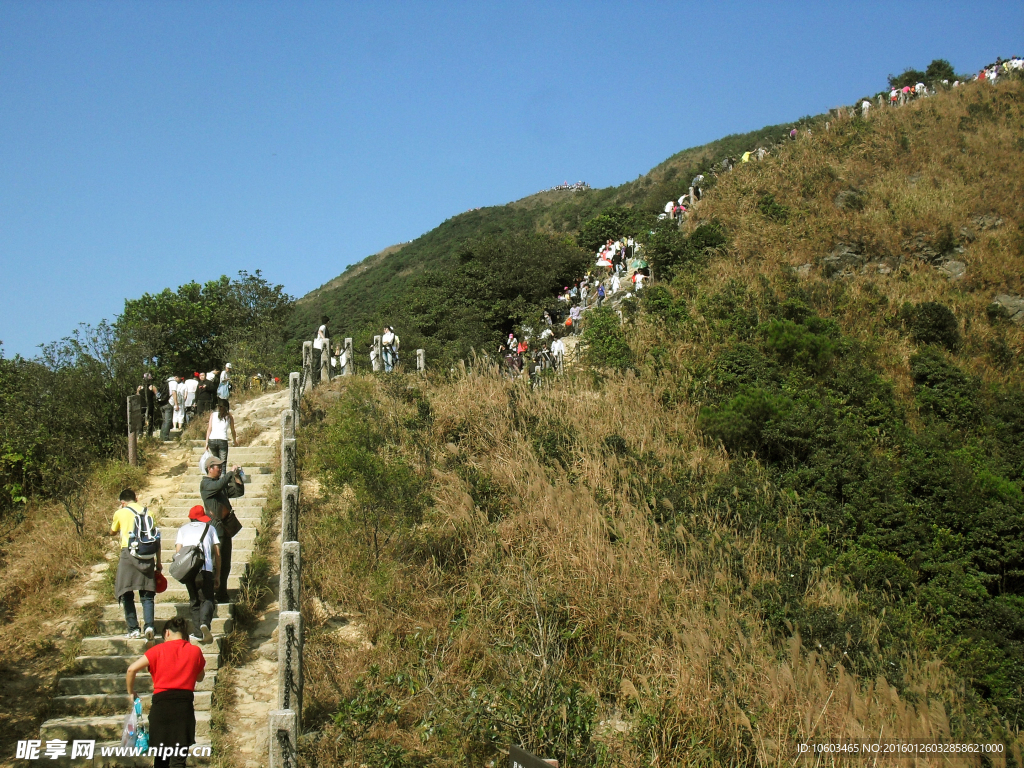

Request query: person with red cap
[{"left": 174, "top": 505, "right": 221, "bottom": 643}]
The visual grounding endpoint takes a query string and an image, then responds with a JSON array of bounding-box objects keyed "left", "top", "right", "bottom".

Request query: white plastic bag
[
  {"left": 120, "top": 702, "right": 138, "bottom": 747},
  {"left": 199, "top": 449, "right": 212, "bottom": 474}
]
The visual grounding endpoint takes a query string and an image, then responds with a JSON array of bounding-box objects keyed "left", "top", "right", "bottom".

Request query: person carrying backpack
[
  {"left": 173, "top": 505, "right": 221, "bottom": 644},
  {"left": 111, "top": 489, "right": 162, "bottom": 640}
]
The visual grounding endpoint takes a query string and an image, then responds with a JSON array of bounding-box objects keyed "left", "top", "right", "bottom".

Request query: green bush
[
  {"left": 756, "top": 193, "right": 790, "bottom": 223},
  {"left": 902, "top": 301, "right": 961, "bottom": 350},
  {"left": 581, "top": 307, "right": 632, "bottom": 371},
  {"left": 910, "top": 347, "right": 979, "bottom": 425},
  {"left": 576, "top": 207, "right": 655, "bottom": 253},
  {"left": 762, "top": 318, "right": 837, "bottom": 373}
]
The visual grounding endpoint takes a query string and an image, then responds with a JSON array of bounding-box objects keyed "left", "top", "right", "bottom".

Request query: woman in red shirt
[{"left": 126, "top": 617, "right": 206, "bottom": 767}]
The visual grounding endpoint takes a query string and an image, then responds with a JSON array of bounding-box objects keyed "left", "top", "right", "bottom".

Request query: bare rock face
[
  {"left": 992, "top": 295, "right": 1024, "bottom": 325},
  {"left": 821, "top": 242, "right": 901, "bottom": 279},
  {"left": 834, "top": 188, "right": 867, "bottom": 211},
  {"left": 901, "top": 230, "right": 967, "bottom": 280}
]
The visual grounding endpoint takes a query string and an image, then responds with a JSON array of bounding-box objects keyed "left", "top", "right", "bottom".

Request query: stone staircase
[{"left": 39, "top": 441, "right": 277, "bottom": 766}]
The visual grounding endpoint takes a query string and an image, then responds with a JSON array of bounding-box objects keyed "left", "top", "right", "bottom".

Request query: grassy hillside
[
  {"left": 283, "top": 121, "right": 798, "bottom": 363},
  {"left": 294, "top": 79, "right": 1024, "bottom": 767}
]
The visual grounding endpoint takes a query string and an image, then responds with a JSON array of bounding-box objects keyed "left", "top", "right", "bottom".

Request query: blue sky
[{"left": 1, "top": 1, "right": 1021, "bottom": 357}]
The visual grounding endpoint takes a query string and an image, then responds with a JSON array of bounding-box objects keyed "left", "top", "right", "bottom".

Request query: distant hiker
[
  {"left": 170, "top": 374, "right": 184, "bottom": 430},
  {"left": 205, "top": 400, "right": 236, "bottom": 465},
  {"left": 217, "top": 363, "right": 232, "bottom": 404},
  {"left": 381, "top": 326, "right": 400, "bottom": 372},
  {"left": 159, "top": 378, "right": 174, "bottom": 441},
  {"left": 611, "top": 272, "right": 621, "bottom": 294},
  {"left": 597, "top": 283, "right": 606, "bottom": 308},
  {"left": 551, "top": 336, "right": 565, "bottom": 371},
  {"left": 580, "top": 282, "right": 588, "bottom": 309},
  {"left": 174, "top": 505, "right": 221, "bottom": 644},
  {"left": 741, "top": 151, "right": 751, "bottom": 163},
  {"left": 112, "top": 489, "right": 161, "bottom": 640},
  {"left": 194, "top": 372, "right": 214, "bottom": 417},
  {"left": 543, "top": 310, "right": 552, "bottom": 327},
  {"left": 313, "top": 316, "right": 330, "bottom": 353},
  {"left": 137, "top": 373, "right": 157, "bottom": 437},
  {"left": 125, "top": 616, "right": 205, "bottom": 768},
  {"left": 664, "top": 200, "right": 674, "bottom": 218},
  {"left": 691, "top": 175, "right": 704, "bottom": 200},
  {"left": 182, "top": 374, "right": 199, "bottom": 425},
  {"left": 200, "top": 456, "right": 243, "bottom": 603},
  {"left": 790, "top": 128, "right": 798, "bottom": 139},
  {"left": 332, "top": 343, "right": 348, "bottom": 375},
  {"left": 569, "top": 304, "right": 582, "bottom": 334},
  {"left": 861, "top": 99, "right": 871, "bottom": 117},
  {"left": 756, "top": 147, "right": 767, "bottom": 161}
]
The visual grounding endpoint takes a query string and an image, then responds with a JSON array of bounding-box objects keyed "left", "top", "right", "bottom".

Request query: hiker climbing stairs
[{"left": 38, "top": 437, "right": 278, "bottom": 766}]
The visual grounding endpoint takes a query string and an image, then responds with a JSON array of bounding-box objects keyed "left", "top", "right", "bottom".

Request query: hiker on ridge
[{"left": 111, "top": 489, "right": 161, "bottom": 640}]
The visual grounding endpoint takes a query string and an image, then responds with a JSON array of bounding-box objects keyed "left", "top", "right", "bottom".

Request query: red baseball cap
[{"left": 188, "top": 505, "right": 211, "bottom": 523}]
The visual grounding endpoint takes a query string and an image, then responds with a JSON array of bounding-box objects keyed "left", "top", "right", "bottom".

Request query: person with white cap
[
  {"left": 200, "top": 456, "right": 242, "bottom": 603},
  {"left": 217, "top": 363, "right": 232, "bottom": 404}
]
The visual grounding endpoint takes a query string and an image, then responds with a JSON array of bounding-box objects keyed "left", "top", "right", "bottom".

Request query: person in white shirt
[
  {"left": 381, "top": 326, "right": 399, "bottom": 372},
  {"left": 550, "top": 337, "right": 565, "bottom": 372},
  {"left": 175, "top": 505, "right": 221, "bottom": 643},
  {"left": 218, "top": 364, "right": 232, "bottom": 404},
  {"left": 611, "top": 273, "right": 621, "bottom": 294},
  {"left": 171, "top": 375, "right": 185, "bottom": 429},
  {"left": 182, "top": 375, "right": 199, "bottom": 424}
]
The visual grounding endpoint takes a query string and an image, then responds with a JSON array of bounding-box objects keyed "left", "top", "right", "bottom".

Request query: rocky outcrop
[
  {"left": 820, "top": 242, "right": 901, "bottom": 279},
  {"left": 992, "top": 294, "right": 1024, "bottom": 325}
]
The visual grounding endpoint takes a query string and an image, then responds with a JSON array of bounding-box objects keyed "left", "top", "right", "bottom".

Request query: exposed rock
[
  {"left": 834, "top": 188, "right": 867, "bottom": 211},
  {"left": 821, "top": 242, "right": 901, "bottom": 280},
  {"left": 796, "top": 263, "right": 811, "bottom": 277},
  {"left": 257, "top": 639, "right": 277, "bottom": 660},
  {"left": 163, "top": 462, "right": 188, "bottom": 477},
  {"left": 938, "top": 260, "right": 967, "bottom": 280},
  {"left": 993, "top": 294, "right": 1024, "bottom": 325},
  {"left": 972, "top": 214, "right": 1003, "bottom": 230}
]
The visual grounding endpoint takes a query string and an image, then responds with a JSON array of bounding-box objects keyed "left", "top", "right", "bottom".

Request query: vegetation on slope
[{"left": 294, "top": 78, "right": 1024, "bottom": 767}]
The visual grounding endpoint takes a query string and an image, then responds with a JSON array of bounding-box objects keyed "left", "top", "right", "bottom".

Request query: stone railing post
[
  {"left": 320, "top": 337, "right": 330, "bottom": 384},
  {"left": 689, "top": 186, "right": 695, "bottom": 206},
  {"left": 277, "top": 610, "right": 303, "bottom": 723},
  {"left": 416, "top": 349, "right": 425, "bottom": 374},
  {"left": 301, "top": 342, "right": 313, "bottom": 393},
  {"left": 281, "top": 439, "right": 296, "bottom": 487},
  {"left": 343, "top": 338, "right": 353, "bottom": 375},
  {"left": 280, "top": 541, "right": 301, "bottom": 612},
  {"left": 281, "top": 485, "right": 299, "bottom": 543},
  {"left": 269, "top": 709, "right": 298, "bottom": 768},
  {"left": 372, "top": 335, "right": 382, "bottom": 372},
  {"left": 281, "top": 409, "right": 294, "bottom": 441}
]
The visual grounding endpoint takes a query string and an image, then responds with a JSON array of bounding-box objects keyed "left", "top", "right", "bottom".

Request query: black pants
[
  {"left": 207, "top": 439, "right": 228, "bottom": 464},
  {"left": 184, "top": 570, "right": 215, "bottom": 635},
  {"left": 160, "top": 405, "right": 174, "bottom": 441},
  {"left": 212, "top": 520, "right": 232, "bottom": 602}
]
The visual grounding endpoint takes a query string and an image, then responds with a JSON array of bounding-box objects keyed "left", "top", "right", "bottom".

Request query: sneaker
[
  {"left": 189, "top": 633, "right": 204, "bottom": 644},
  {"left": 144, "top": 626, "right": 155, "bottom": 641},
  {"left": 200, "top": 624, "right": 214, "bottom": 644},
  {"left": 126, "top": 629, "right": 142, "bottom": 639}
]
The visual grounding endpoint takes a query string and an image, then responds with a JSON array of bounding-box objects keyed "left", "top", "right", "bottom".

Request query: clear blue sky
[{"left": 1, "top": 1, "right": 1021, "bottom": 357}]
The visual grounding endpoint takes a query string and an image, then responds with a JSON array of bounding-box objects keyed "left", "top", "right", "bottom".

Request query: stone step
[
  {"left": 74, "top": 652, "right": 220, "bottom": 675},
  {"left": 80, "top": 635, "right": 222, "bottom": 656},
  {"left": 158, "top": 528, "right": 257, "bottom": 546},
  {"left": 91, "top": 616, "right": 232, "bottom": 639},
  {"left": 159, "top": 509, "right": 266, "bottom": 522},
  {"left": 157, "top": 587, "right": 238, "bottom": 603},
  {"left": 50, "top": 690, "right": 213, "bottom": 716},
  {"left": 100, "top": 603, "right": 234, "bottom": 621},
  {"left": 40, "top": 711, "right": 212, "bottom": 742},
  {"left": 158, "top": 549, "right": 254, "bottom": 565},
  {"left": 161, "top": 498, "right": 268, "bottom": 510},
  {"left": 173, "top": 490, "right": 270, "bottom": 500},
  {"left": 59, "top": 672, "right": 214, "bottom": 695}
]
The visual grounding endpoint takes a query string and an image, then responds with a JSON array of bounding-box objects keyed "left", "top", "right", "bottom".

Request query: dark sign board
[{"left": 508, "top": 745, "right": 556, "bottom": 768}]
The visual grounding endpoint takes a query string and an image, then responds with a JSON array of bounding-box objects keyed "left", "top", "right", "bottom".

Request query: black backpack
[{"left": 157, "top": 383, "right": 172, "bottom": 406}]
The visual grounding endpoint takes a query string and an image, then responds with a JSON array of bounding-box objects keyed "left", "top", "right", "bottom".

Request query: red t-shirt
[{"left": 145, "top": 639, "right": 206, "bottom": 694}]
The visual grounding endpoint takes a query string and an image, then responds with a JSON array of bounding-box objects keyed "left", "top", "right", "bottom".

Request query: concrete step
[
  {"left": 158, "top": 550, "right": 254, "bottom": 566},
  {"left": 80, "top": 635, "right": 221, "bottom": 656},
  {"left": 50, "top": 690, "right": 213, "bottom": 716},
  {"left": 59, "top": 672, "right": 214, "bottom": 695},
  {"left": 161, "top": 498, "right": 269, "bottom": 510},
  {"left": 100, "top": 603, "right": 233, "bottom": 622},
  {"left": 74, "top": 652, "right": 220, "bottom": 675},
  {"left": 87, "top": 617, "right": 233, "bottom": 640},
  {"left": 158, "top": 528, "right": 257, "bottom": 546},
  {"left": 159, "top": 509, "right": 266, "bottom": 522},
  {"left": 173, "top": 490, "right": 270, "bottom": 500},
  {"left": 157, "top": 588, "right": 238, "bottom": 603},
  {"left": 40, "top": 710, "right": 212, "bottom": 741}
]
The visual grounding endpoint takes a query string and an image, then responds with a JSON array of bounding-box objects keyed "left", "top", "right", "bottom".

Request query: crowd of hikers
[{"left": 135, "top": 365, "right": 245, "bottom": 442}]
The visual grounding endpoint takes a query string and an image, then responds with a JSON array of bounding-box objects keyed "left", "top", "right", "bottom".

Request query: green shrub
[
  {"left": 576, "top": 207, "right": 655, "bottom": 253},
  {"left": 902, "top": 301, "right": 961, "bottom": 350},
  {"left": 756, "top": 193, "right": 789, "bottom": 223},
  {"left": 581, "top": 307, "right": 632, "bottom": 371},
  {"left": 763, "top": 318, "right": 837, "bottom": 373},
  {"left": 910, "top": 347, "right": 979, "bottom": 425}
]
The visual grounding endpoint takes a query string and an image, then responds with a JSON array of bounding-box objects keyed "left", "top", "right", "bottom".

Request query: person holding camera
[{"left": 199, "top": 456, "right": 243, "bottom": 603}]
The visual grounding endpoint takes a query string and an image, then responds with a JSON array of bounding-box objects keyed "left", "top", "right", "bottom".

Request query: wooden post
[
  {"left": 127, "top": 395, "right": 141, "bottom": 467},
  {"left": 372, "top": 336, "right": 382, "bottom": 372},
  {"left": 416, "top": 349, "right": 425, "bottom": 374},
  {"left": 320, "top": 337, "right": 330, "bottom": 384},
  {"left": 343, "top": 338, "right": 353, "bottom": 376},
  {"left": 269, "top": 709, "right": 298, "bottom": 768}
]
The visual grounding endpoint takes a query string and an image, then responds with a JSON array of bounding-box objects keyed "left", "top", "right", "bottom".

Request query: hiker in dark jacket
[{"left": 199, "top": 457, "right": 242, "bottom": 603}]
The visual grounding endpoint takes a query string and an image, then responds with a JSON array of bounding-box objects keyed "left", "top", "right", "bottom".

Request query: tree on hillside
[
  {"left": 890, "top": 59, "right": 957, "bottom": 89},
  {"left": 116, "top": 271, "right": 293, "bottom": 376},
  {"left": 576, "top": 207, "right": 656, "bottom": 253}
]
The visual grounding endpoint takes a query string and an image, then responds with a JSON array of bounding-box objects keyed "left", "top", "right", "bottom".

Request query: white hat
[{"left": 225, "top": 362, "right": 232, "bottom": 369}]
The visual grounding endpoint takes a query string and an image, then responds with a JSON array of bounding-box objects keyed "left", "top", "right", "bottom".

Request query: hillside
[
  {"left": 293, "top": 78, "right": 1024, "bottom": 767},
  {"left": 283, "top": 120, "right": 798, "bottom": 361}
]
